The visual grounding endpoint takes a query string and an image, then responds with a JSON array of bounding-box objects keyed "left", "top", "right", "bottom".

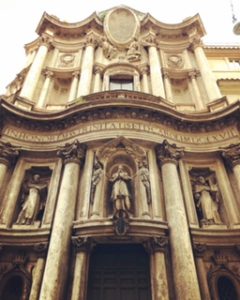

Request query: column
[
  {"left": 0, "top": 141, "right": 19, "bottom": 192},
  {"left": 36, "top": 70, "right": 54, "bottom": 108},
  {"left": 68, "top": 71, "right": 80, "bottom": 102},
  {"left": 149, "top": 237, "right": 170, "bottom": 300},
  {"left": 221, "top": 143, "right": 240, "bottom": 202},
  {"left": 162, "top": 69, "right": 173, "bottom": 102},
  {"left": 193, "top": 243, "right": 211, "bottom": 300},
  {"left": 39, "top": 140, "right": 86, "bottom": 300},
  {"left": 70, "top": 237, "right": 91, "bottom": 300},
  {"left": 29, "top": 243, "right": 48, "bottom": 300},
  {"left": 188, "top": 70, "right": 204, "bottom": 110},
  {"left": 20, "top": 36, "right": 51, "bottom": 100},
  {"left": 140, "top": 65, "right": 150, "bottom": 93},
  {"left": 77, "top": 32, "right": 98, "bottom": 97},
  {"left": 146, "top": 34, "right": 165, "bottom": 98},
  {"left": 93, "top": 65, "right": 102, "bottom": 93},
  {"left": 0, "top": 143, "right": 20, "bottom": 226},
  {"left": 156, "top": 140, "right": 201, "bottom": 300},
  {"left": 191, "top": 36, "right": 221, "bottom": 101}
]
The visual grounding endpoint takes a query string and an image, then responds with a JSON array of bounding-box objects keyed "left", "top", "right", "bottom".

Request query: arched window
[
  {"left": 1, "top": 275, "right": 24, "bottom": 300},
  {"left": 217, "top": 276, "right": 238, "bottom": 300}
]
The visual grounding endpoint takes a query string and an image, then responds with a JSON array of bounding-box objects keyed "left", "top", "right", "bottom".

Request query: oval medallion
[{"left": 104, "top": 8, "right": 139, "bottom": 46}]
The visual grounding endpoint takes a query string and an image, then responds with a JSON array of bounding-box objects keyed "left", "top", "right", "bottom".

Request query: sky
[{"left": 0, "top": 0, "right": 240, "bottom": 94}]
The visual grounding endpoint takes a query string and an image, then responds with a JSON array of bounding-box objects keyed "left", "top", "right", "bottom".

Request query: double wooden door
[{"left": 87, "top": 244, "right": 152, "bottom": 300}]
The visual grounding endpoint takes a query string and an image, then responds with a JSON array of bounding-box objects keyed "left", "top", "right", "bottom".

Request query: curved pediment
[
  {"left": 36, "top": 11, "right": 103, "bottom": 37},
  {"left": 141, "top": 13, "right": 206, "bottom": 39}
]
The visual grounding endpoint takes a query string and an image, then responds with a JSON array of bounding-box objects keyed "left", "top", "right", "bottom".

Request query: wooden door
[{"left": 87, "top": 244, "right": 151, "bottom": 300}]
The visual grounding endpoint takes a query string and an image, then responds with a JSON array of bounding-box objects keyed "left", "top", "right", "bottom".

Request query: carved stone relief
[
  {"left": 58, "top": 53, "right": 76, "bottom": 68},
  {"left": 190, "top": 168, "right": 223, "bottom": 226},
  {"left": 15, "top": 167, "right": 51, "bottom": 226},
  {"left": 167, "top": 54, "right": 184, "bottom": 69}
]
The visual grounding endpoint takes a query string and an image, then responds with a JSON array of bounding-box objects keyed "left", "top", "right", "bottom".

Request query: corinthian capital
[
  {"left": 85, "top": 31, "right": 99, "bottom": 47},
  {"left": 221, "top": 143, "right": 240, "bottom": 169},
  {"left": 0, "top": 141, "right": 20, "bottom": 166},
  {"left": 57, "top": 140, "right": 86, "bottom": 165},
  {"left": 156, "top": 139, "right": 184, "bottom": 166}
]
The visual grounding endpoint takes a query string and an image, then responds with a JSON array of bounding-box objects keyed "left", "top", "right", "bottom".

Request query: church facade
[{"left": 0, "top": 6, "right": 240, "bottom": 300}]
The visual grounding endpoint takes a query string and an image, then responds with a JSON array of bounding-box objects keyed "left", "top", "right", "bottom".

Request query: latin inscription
[{"left": 2, "top": 120, "right": 239, "bottom": 145}]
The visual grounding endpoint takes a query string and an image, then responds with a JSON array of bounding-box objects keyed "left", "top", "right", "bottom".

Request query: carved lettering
[{"left": 2, "top": 122, "right": 239, "bottom": 146}]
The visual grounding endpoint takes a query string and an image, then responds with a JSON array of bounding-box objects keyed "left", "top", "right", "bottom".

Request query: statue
[
  {"left": 16, "top": 174, "right": 48, "bottom": 225},
  {"left": 101, "top": 38, "right": 117, "bottom": 60},
  {"left": 109, "top": 165, "right": 132, "bottom": 213},
  {"left": 90, "top": 159, "right": 103, "bottom": 204},
  {"left": 127, "top": 38, "right": 141, "bottom": 62},
  {"left": 138, "top": 160, "right": 151, "bottom": 204},
  {"left": 193, "top": 175, "right": 222, "bottom": 225}
]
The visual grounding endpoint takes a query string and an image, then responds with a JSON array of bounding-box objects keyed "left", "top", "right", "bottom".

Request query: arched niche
[
  {"left": 90, "top": 137, "right": 151, "bottom": 219},
  {"left": 106, "top": 152, "right": 137, "bottom": 216},
  {"left": 0, "top": 269, "right": 31, "bottom": 300},
  {"left": 208, "top": 267, "right": 240, "bottom": 300}
]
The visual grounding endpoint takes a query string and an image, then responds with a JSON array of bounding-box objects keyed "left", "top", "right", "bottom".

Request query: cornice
[
  {"left": 0, "top": 92, "right": 239, "bottom": 133},
  {"left": 141, "top": 13, "right": 206, "bottom": 38},
  {"left": 191, "top": 227, "right": 240, "bottom": 247},
  {"left": 0, "top": 227, "right": 50, "bottom": 246},
  {"left": 36, "top": 11, "right": 103, "bottom": 37}
]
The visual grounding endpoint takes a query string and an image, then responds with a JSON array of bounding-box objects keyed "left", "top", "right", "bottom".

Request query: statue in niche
[
  {"left": 192, "top": 174, "right": 222, "bottom": 226},
  {"left": 16, "top": 174, "right": 48, "bottom": 225},
  {"left": 138, "top": 160, "right": 151, "bottom": 204},
  {"left": 90, "top": 159, "right": 103, "bottom": 204},
  {"left": 109, "top": 164, "right": 132, "bottom": 213},
  {"left": 101, "top": 38, "right": 117, "bottom": 60},
  {"left": 127, "top": 38, "right": 141, "bottom": 62}
]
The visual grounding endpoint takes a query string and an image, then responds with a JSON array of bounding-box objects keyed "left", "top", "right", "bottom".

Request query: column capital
[
  {"left": 144, "top": 236, "right": 169, "bottom": 254},
  {"left": 188, "top": 69, "right": 200, "bottom": 80},
  {"left": 142, "top": 31, "right": 157, "bottom": 47},
  {"left": 93, "top": 64, "right": 103, "bottom": 75},
  {"left": 188, "top": 34, "right": 204, "bottom": 51},
  {"left": 38, "top": 35, "right": 53, "bottom": 48},
  {"left": 193, "top": 243, "right": 207, "bottom": 258},
  {"left": 57, "top": 140, "right": 87, "bottom": 165},
  {"left": 85, "top": 31, "right": 99, "bottom": 47},
  {"left": 33, "top": 242, "right": 49, "bottom": 258},
  {"left": 161, "top": 68, "right": 170, "bottom": 79},
  {"left": 0, "top": 141, "right": 20, "bottom": 166},
  {"left": 43, "top": 69, "right": 54, "bottom": 78},
  {"left": 221, "top": 143, "right": 240, "bottom": 169},
  {"left": 156, "top": 139, "right": 184, "bottom": 166},
  {"left": 71, "top": 236, "right": 93, "bottom": 253},
  {"left": 139, "top": 64, "right": 150, "bottom": 75},
  {"left": 72, "top": 70, "right": 80, "bottom": 78}
]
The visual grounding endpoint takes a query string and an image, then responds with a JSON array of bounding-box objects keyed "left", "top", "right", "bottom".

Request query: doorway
[{"left": 87, "top": 244, "right": 152, "bottom": 300}]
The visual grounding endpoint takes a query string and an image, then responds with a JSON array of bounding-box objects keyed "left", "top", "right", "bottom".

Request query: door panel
[{"left": 87, "top": 244, "right": 151, "bottom": 300}]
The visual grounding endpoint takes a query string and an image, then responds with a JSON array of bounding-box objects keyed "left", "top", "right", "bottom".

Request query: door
[{"left": 87, "top": 244, "right": 152, "bottom": 300}]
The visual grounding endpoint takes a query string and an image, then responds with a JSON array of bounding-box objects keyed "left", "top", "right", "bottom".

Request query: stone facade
[{"left": 0, "top": 6, "right": 240, "bottom": 300}]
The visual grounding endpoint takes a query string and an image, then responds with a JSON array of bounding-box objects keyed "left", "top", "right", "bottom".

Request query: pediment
[{"left": 97, "top": 136, "right": 146, "bottom": 160}]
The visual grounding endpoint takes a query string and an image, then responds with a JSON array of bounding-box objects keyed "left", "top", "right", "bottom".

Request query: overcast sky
[{"left": 0, "top": 0, "right": 240, "bottom": 94}]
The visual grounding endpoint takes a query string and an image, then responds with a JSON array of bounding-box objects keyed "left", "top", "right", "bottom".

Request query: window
[
  {"left": 229, "top": 59, "right": 240, "bottom": 70},
  {"left": 110, "top": 76, "right": 134, "bottom": 91}
]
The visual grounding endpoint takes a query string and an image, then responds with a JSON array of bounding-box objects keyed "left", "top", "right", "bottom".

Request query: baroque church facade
[{"left": 0, "top": 6, "right": 240, "bottom": 300}]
